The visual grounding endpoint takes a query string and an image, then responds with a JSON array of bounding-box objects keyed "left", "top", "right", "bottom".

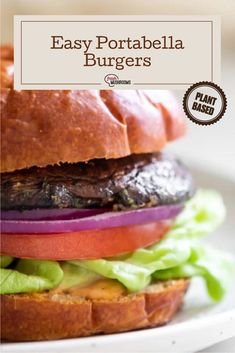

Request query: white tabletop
[{"left": 200, "top": 337, "right": 235, "bottom": 352}]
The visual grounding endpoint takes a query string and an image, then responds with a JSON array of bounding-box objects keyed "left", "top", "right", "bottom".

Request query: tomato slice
[{"left": 1, "top": 221, "right": 170, "bottom": 260}]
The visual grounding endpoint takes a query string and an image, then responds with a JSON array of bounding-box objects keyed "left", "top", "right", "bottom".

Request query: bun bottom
[{"left": 1, "top": 279, "right": 189, "bottom": 341}]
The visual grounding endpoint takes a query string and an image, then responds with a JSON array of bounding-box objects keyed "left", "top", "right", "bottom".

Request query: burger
[{"left": 0, "top": 45, "right": 234, "bottom": 341}]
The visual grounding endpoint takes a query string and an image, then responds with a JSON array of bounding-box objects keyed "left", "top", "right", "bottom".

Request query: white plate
[{"left": 2, "top": 167, "right": 235, "bottom": 353}]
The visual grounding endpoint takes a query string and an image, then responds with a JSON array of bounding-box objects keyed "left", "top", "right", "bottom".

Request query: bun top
[{"left": 1, "top": 45, "right": 186, "bottom": 173}]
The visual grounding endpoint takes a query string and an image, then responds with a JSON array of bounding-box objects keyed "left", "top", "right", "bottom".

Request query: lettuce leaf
[
  {"left": 153, "top": 242, "right": 235, "bottom": 301},
  {"left": 0, "top": 255, "right": 14, "bottom": 268},
  {"left": 165, "top": 189, "right": 226, "bottom": 240},
  {"left": 58, "top": 262, "right": 100, "bottom": 289},
  {"left": 70, "top": 239, "right": 235, "bottom": 300},
  {"left": 70, "top": 259, "right": 151, "bottom": 292},
  {"left": 70, "top": 238, "right": 191, "bottom": 292},
  {"left": 0, "top": 259, "right": 63, "bottom": 294}
]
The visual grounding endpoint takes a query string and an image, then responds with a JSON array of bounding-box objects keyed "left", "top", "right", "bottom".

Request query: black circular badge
[{"left": 183, "top": 82, "right": 227, "bottom": 125}]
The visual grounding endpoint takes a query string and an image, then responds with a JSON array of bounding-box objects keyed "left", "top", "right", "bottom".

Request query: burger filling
[
  {"left": 0, "top": 153, "right": 234, "bottom": 301},
  {"left": 2, "top": 153, "right": 194, "bottom": 210}
]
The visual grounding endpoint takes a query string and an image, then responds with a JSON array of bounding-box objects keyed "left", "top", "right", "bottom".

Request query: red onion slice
[
  {"left": 1, "top": 208, "right": 109, "bottom": 221},
  {"left": 1, "top": 204, "right": 183, "bottom": 234}
]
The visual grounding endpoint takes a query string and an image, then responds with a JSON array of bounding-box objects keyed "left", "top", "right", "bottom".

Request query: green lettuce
[
  {"left": 58, "top": 262, "right": 100, "bottom": 289},
  {"left": 70, "top": 239, "right": 235, "bottom": 300},
  {"left": 0, "top": 255, "right": 14, "bottom": 268},
  {"left": 153, "top": 242, "right": 235, "bottom": 301},
  {"left": 165, "top": 189, "right": 226, "bottom": 239},
  {"left": 69, "top": 238, "right": 191, "bottom": 292},
  {"left": 0, "top": 259, "right": 63, "bottom": 294}
]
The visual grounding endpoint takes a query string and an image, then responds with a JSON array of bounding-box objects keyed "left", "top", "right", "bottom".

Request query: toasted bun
[
  {"left": 1, "top": 278, "right": 189, "bottom": 341},
  {"left": 1, "top": 45, "right": 186, "bottom": 173}
]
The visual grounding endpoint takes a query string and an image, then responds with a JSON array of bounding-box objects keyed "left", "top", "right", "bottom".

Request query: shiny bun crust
[
  {"left": 1, "top": 45, "right": 186, "bottom": 172},
  {"left": 1, "top": 279, "right": 189, "bottom": 341}
]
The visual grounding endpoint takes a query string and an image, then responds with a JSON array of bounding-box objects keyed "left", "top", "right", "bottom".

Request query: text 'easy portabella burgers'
[{"left": 0, "top": 45, "right": 234, "bottom": 341}]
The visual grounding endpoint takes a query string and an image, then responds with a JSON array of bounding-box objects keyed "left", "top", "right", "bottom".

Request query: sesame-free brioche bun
[
  {"left": 1, "top": 278, "right": 189, "bottom": 341},
  {"left": 1, "top": 45, "right": 186, "bottom": 173}
]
